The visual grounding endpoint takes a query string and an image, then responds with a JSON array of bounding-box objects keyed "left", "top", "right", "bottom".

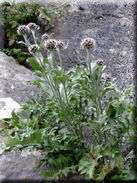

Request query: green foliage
[
  {"left": 3, "top": 25, "right": 135, "bottom": 180},
  {"left": 0, "top": 2, "right": 55, "bottom": 64}
]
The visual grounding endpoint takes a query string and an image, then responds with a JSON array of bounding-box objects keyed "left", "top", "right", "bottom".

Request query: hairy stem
[
  {"left": 86, "top": 49, "right": 92, "bottom": 77},
  {"left": 23, "top": 35, "right": 31, "bottom": 47},
  {"left": 63, "top": 83, "right": 69, "bottom": 106},
  {"left": 49, "top": 51, "right": 54, "bottom": 69},
  {"left": 31, "top": 30, "right": 37, "bottom": 45},
  {"left": 57, "top": 48, "right": 63, "bottom": 70}
]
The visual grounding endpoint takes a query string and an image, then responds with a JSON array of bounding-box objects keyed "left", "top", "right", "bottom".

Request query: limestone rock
[
  {"left": 0, "top": 52, "right": 44, "bottom": 181},
  {"left": 0, "top": 22, "right": 4, "bottom": 50},
  {"left": 0, "top": 52, "right": 36, "bottom": 103},
  {"left": 0, "top": 0, "right": 136, "bottom": 6},
  {"left": 50, "top": 2, "right": 134, "bottom": 88},
  {"left": 0, "top": 151, "right": 44, "bottom": 181},
  {"left": 0, "top": 97, "right": 21, "bottom": 120}
]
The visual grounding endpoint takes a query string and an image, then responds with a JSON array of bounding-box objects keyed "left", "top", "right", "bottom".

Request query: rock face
[
  {"left": 0, "top": 98, "right": 21, "bottom": 120},
  {"left": 0, "top": 22, "right": 4, "bottom": 50},
  {"left": 0, "top": 151, "right": 44, "bottom": 181},
  {"left": 0, "top": 52, "right": 43, "bottom": 181},
  {"left": 0, "top": 0, "right": 136, "bottom": 6},
  {"left": 50, "top": 2, "right": 135, "bottom": 88},
  {"left": 0, "top": 52, "right": 36, "bottom": 103}
]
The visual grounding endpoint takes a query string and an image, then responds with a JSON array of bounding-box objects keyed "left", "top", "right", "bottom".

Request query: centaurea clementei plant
[{"left": 5, "top": 23, "right": 134, "bottom": 180}]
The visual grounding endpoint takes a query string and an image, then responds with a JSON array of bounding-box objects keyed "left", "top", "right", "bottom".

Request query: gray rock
[
  {"left": 0, "top": 97, "right": 21, "bottom": 120},
  {"left": 0, "top": 52, "right": 42, "bottom": 180},
  {"left": 0, "top": 22, "right": 5, "bottom": 51},
  {"left": 49, "top": 2, "right": 134, "bottom": 88},
  {"left": 0, "top": 52, "right": 36, "bottom": 103},
  {"left": 0, "top": 151, "right": 44, "bottom": 181},
  {"left": 0, "top": 0, "right": 136, "bottom": 6}
]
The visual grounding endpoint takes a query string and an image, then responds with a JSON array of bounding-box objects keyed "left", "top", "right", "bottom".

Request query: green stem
[
  {"left": 32, "top": 30, "right": 37, "bottom": 45},
  {"left": 55, "top": 82, "right": 63, "bottom": 107},
  {"left": 34, "top": 55, "right": 43, "bottom": 68},
  {"left": 23, "top": 35, "right": 31, "bottom": 47},
  {"left": 86, "top": 49, "right": 92, "bottom": 77},
  {"left": 35, "top": 54, "right": 57, "bottom": 99},
  {"left": 63, "top": 83, "right": 69, "bottom": 106},
  {"left": 57, "top": 48, "right": 63, "bottom": 70},
  {"left": 46, "top": 75, "right": 57, "bottom": 98},
  {"left": 48, "top": 51, "right": 54, "bottom": 69}
]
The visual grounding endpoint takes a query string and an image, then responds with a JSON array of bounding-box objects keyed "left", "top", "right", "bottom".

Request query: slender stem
[
  {"left": 39, "top": 53, "right": 44, "bottom": 63},
  {"left": 17, "top": 41, "right": 28, "bottom": 47},
  {"left": 57, "top": 48, "right": 63, "bottom": 70},
  {"left": 63, "top": 83, "right": 69, "bottom": 106},
  {"left": 86, "top": 49, "right": 92, "bottom": 77},
  {"left": 34, "top": 53, "right": 57, "bottom": 98},
  {"left": 48, "top": 51, "right": 54, "bottom": 69},
  {"left": 55, "top": 82, "right": 63, "bottom": 107},
  {"left": 34, "top": 54, "right": 43, "bottom": 67},
  {"left": 32, "top": 30, "right": 37, "bottom": 45},
  {"left": 85, "top": 49, "right": 90, "bottom": 70},
  {"left": 46, "top": 75, "right": 57, "bottom": 97},
  {"left": 98, "top": 98, "right": 103, "bottom": 114},
  {"left": 23, "top": 35, "right": 31, "bottom": 47}
]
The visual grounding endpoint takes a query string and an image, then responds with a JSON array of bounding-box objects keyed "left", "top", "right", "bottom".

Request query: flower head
[
  {"left": 56, "top": 40, "right": 65, "bottom": 49},
  {"left": 28, "top": 44, "right": 38, "bottom": 54},
  {"left": 44, "top": 39, "right": 57, "bottom": 50},
  {"left": 27, "top": 23, "right": 40, "bottom": 31},
  {"left": 81, "top": 37, "right": 95, "bottom": 49},
  {"left": 97, "top": 59, "right": 104, "bottom": 66},
  {"left": 17, "top": 25, "right": 30, "bottom": 35},
  {"left": 42, "top": 33, "right": 50, "bottom": 41}
]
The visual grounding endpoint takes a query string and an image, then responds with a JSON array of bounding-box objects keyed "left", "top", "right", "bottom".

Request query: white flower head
[
  {"left": 44, "top": 39, "right": 57, "bottom": 50},
  {"left": 56, "top": 40, "right": 65, "bottom": 49},
  {"left": 97, "top": 59, "right": 104, "bottom": 66},
  {"left": 17, "top": 25, "right": 30, "bottom": 35},
  {"left": 27, "top": 23, "right": 40, "bottom": 31},
  {"left": 81, "top": 37, "right": 95, "bottom": 49},
  {"left": 28, "top": 44, "right": 38, "bottom": 54}
]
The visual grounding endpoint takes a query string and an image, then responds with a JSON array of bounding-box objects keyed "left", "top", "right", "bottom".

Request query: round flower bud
[
  {"left": 44, "top": 39, "right": 57, "bottom": 50},
  {"left": 97, "top": 59, "right": 104, "bottom": 66},
  {"left": 28, "top": 44, "right": 38, "bottom": 54},
  {"left": 81, "top": 37, "right": 95, "bottom": 49},
  {"left": 56, "top": 40, "right": 65, "bottom": 49},
  {"left": 27, "top": 23, "right": 40, "bottom": 31},
  {"left": 17, "top": 25, "right": 30, "bottom": 35},
  {"left": 42, "top": 33, "right": 49, "bottom": 41}
]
